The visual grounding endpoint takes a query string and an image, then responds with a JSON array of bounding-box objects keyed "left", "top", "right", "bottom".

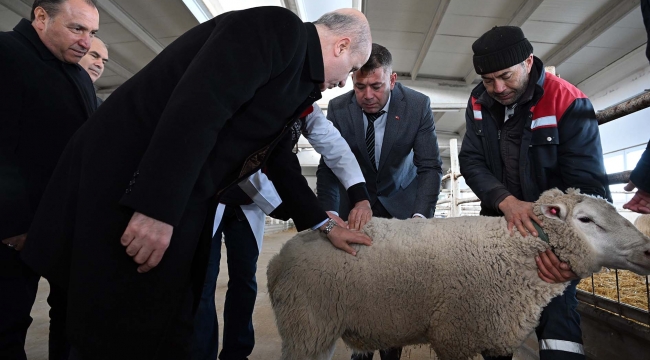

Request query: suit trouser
[
  {"left": 0, "top": 245, "right": 39, "bottom": 360},
  {"left": 351, "top": 200, "right": 402, "bottom": 360},
  {"left": 483, "top": 280, "right": 584, "bottom": 360},
  {"left": 0, "top": 244, "right": 72, "bottom": 360},
  {"left": 191, "top": 205, "right": 259, "bottom": 360}
]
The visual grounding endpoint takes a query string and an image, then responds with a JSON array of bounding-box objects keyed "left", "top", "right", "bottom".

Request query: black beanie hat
[{"left": 472, "top": 26, "right": 533, "bottom": 75}]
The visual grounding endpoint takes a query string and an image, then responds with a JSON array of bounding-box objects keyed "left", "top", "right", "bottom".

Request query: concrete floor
[{"left": 25, "top": 229, "right": 537, "bottom": 360}]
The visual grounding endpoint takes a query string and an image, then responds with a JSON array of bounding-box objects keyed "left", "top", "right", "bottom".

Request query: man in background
[
  {"left": 317, "top": 43, "right": 443, "bottom": 360},
  {"left": 0, "top": 0, "right": 99, "bottom": 359},
  {"left": 78, "top": 36, "right": 108, "bottom": 104}
]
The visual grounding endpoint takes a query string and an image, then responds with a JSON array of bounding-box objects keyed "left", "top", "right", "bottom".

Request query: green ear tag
[{"left": 532, "top": 222, "right": 549, "bottom": 244}]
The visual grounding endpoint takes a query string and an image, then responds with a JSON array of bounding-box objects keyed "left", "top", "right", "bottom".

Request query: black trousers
[
  {"left": 351, "top": 200, "right": 402, "bottom": 360},
  {"left": 0, "top": 245, "right": 39, "bottom": 360}
]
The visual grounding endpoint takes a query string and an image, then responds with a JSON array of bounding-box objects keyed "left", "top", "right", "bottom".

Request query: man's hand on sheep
[
  {"left": 121, "top": 212, "right": 174, "bottom": 273},
  {"left": 326, "top": 211, "right": 348, "bottom": 228},
  {"left": 348, "top": 200, "right": 372, "bottom": 230},
  {"left": 498, "top": 195, "right": 542, "bottom": 237},
  {"left": 623, "top": 181, "right": 650, "bottom": 214},
  {"left": 536, "top": 249, "right": 579, "bottom": 283},
  {"left": 321, "top": 224, "right": 372, "bottom": 256}
]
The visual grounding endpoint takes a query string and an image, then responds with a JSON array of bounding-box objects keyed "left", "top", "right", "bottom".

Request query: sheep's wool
[{"left": 267, "top": 189, "right": 639, "bottom": 360}]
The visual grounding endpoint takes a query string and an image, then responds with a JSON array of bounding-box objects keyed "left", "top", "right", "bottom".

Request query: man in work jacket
[{"left": 459, "top": 26, "right": 609, "bottom": 360}]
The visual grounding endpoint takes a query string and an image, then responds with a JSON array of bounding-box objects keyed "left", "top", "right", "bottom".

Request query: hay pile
[{"left": 578, "top": 270, "right": 650, "bottom": 311}]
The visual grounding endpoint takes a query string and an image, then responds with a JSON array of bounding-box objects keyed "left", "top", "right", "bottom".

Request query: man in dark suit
[
  {"left": 0, "top": 0, "right": 99, "bottom": 359},
  {"left": 317, "top": 43, "right": 443, "bottom": 360},
  {"left": 78, "top": 36, "right": 108, "bottom": 105},
  {"left": 21, "top": 7, "right": 372, "bottom": 360}
]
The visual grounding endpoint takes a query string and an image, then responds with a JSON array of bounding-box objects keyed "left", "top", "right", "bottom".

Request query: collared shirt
[{"left": 362, "top": 93, "right": 391, "bottom": 170}]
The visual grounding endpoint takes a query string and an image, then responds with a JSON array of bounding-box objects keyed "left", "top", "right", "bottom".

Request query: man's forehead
[{"left": 481, "top": 65, "right": 517, "bottom": 79}]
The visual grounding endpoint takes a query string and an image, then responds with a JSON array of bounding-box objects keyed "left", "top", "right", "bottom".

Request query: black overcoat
[
  {"left": 21, "top": 7, "right": 326, "bottom": 359},
  {"left": 0, "top": 19, "right": 96, "bottom": 241}
]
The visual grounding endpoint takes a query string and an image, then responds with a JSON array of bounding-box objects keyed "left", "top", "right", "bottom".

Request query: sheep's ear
[{"left": 540, "top": 203, "right": 568, "bottom": 221}]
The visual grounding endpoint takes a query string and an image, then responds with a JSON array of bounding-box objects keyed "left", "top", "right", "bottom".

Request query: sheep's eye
[{"left": 578, "top": 217, "right": 592, "bottom": 223}]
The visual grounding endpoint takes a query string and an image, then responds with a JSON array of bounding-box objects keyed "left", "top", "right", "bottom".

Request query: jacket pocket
[{"left": 530, "top": 127, "right": 559, "bottom": 146}]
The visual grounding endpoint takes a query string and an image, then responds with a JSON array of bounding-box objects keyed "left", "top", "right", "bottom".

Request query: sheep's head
[{"left": 534, "top": 188, "right": 650, "bottom": 277}]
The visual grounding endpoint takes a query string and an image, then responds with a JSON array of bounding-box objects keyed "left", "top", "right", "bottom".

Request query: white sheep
[
  {"left": 267, "top": 189, "right": 650, "bottom": 360},
  {"left": 634, "top": 214, "right": 650, "bottom": 237}
]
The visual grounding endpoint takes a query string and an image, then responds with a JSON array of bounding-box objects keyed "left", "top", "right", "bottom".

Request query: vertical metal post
[{"left": 449, "top": 138, "right": 460, "bottom": 217}]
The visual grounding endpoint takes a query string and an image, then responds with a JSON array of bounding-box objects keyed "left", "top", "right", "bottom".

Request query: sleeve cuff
[
  {"left": 311, "top": 218, "right": 329, "bottom": 230},
  {"left": 491, "top": 188, "right": 512, "bottom": 214},
  {"left": 346, "top": 183, "right": 370, "bottom": 205}
]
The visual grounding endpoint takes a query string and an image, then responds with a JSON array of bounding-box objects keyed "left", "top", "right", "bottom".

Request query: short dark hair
[
  {"left": 31, "top": 0, "right": 96, "bottom": 21},
  {"left": 359, "top": 43, "right": 392, "bottom": 74}
]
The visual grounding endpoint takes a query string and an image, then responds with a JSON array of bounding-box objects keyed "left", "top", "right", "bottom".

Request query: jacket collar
[
  {"left": 14, "top": 18, "right": 57, "bottom": 61},
  {"left": 303, "top": 22, "right": 324, "bottom": 84}
]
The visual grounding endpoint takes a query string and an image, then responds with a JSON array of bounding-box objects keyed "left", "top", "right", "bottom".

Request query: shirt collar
[
  {"left": 304, "top": 22, "right": 324, "bottom": 84},
  {"left": 14, "top": 18, "right": 57, "bottom": 61}
]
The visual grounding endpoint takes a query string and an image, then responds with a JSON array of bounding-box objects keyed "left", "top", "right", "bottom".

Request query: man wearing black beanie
[{"left": 459, "top": 26, "right": 610, "bottom": 360}]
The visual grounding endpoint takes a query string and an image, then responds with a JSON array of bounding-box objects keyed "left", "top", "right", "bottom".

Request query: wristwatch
[{"left": 319, "top": 218, "right": 337, "bottom": 235}]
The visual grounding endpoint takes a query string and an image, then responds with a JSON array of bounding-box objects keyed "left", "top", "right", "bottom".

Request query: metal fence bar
[
  {"left": 577, "top": 290, "right": 650, "bottom": 325},
  {"left": 607, "top": 170, "right": 632, "bottom": 185},
  {"left": 596, "top": 91, "right": 650, "bottom": 125}
]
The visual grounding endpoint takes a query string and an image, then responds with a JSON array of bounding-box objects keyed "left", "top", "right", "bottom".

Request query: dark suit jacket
[
  {"left": 21, "top": 7, "right": 326, "bottom": 359},
  {"left": 317, "top": 82, "right": 442, "bottom": 219},
  {"left": 0, "top": 19, "right": 96, "bottom": 241}
]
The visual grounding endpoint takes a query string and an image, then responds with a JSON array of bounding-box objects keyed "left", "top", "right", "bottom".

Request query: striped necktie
[{"left": 364, "top": 110, "right": 386, "bottom": 170}]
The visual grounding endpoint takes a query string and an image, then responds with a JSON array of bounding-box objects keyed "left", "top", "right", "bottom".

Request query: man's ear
[
  {"left": 32, "top": 6, "right": 49, "bottom": 30},
  {"left": 335, "top": 37, "right": 351, "bottom": 57}
]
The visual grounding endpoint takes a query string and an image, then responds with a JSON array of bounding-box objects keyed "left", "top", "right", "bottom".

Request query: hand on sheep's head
[
  {"left": 536, "top": 249, "right": 579, "bottom": 283},
  {"left": 498, "top": 195, "right": 542, "bottom": 237},
  {"left": 322, "top": 224, "right": 372, "bottom": 256}
]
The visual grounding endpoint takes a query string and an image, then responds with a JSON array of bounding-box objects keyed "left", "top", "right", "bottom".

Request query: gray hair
[
  {"left": 313, "top": 10, "right": 371, "bottom": 55},
  {"left": 31, "top": 0, "right": 97, "bottom": 21}
]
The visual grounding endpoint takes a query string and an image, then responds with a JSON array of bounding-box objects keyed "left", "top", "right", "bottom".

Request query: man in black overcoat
[
  {"left": 0, "top": 0, "right": 99, "bottom": 359},
  {"left": 21, "top": 6, "right": 373, "bottom": 359}
]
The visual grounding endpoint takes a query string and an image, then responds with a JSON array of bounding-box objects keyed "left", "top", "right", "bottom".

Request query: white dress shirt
[{"left": 214, "top": 104, "right": 366, "bottom": 245}]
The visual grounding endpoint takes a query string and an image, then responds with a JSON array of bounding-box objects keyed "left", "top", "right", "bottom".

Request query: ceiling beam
[
  {"left": 434, "top": 111, "right": 448, "bottom": 125},
  {"left": 463, "top": 0, "right": 544, "bottom": 84},
  {"left": 410, "top": 0, "right": 451, "bottom": 81},
  {"left": 543, "top": 0, "right": 638, "bottom": 67},
  {"left": 95, "top": 0, "right": 164, "bottom": 54},
  {"left": 0, "top": 0, "right": 31, "bottom": 18},
  {"left": 104, "top": 59, "right": 134, "bottom": 79}
]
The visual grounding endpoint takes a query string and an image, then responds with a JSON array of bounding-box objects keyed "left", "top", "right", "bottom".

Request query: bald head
[
  {"left": 314, "top": 8, "right": 371, "bottom": 55},
  {"left": 313, "top": 8, "right": 372, "bottom": 91},
  {"left": 79, "top": 37, "right": 108, "bottom": 83}
]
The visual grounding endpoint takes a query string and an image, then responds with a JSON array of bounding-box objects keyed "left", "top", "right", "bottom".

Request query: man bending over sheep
[{"left": 459, "top": 26, "right": 610, "bottom": 360}]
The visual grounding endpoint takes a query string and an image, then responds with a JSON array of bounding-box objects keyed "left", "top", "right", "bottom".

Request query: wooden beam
[
  {"left": 543, "top": 0, "right": 638, "bottom": 67},
  {"left": 464, "top": 0, "right": 544, "bottom": 84},
  {"left": 95, "top": 0, "right": 164, "bottom": 54},
  {"left": 410, "top": 0, "right": 450, "bottom": 81}
]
